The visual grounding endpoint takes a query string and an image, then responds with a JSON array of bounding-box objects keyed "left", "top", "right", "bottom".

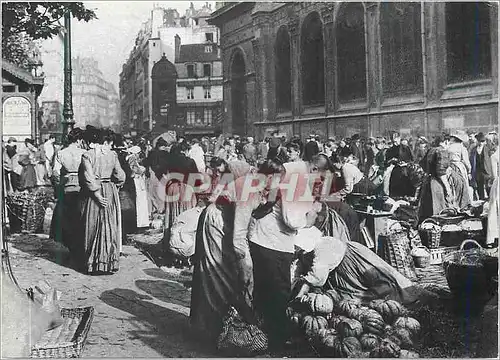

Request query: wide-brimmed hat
[
  {"left": 450, "top": 129, "right": 467, "bottom": 143},
  {"left": 126, "top": 145, "right": 141, "bottom": 154},
  {"left": 476, "top": 132, "right": 486, "bottom": 142},
  {"left": 8, "top": 137, "right": 16, "bottom": 142}
]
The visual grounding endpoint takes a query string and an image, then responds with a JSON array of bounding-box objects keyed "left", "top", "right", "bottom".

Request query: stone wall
[{"left": 212, "top": 2, "right": 498, "bottom": 140}]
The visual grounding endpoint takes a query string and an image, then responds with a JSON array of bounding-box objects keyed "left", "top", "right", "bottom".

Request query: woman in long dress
[
  {"left": 448, "top": 132, "right": 473, "bottom": 206},
  {"left": 18, "top": 139, "right": 38, "bottom": 191},
  {"left": 418, "top": 135, "right": 455, "bottom": 222},
  {"left": 190, "top": 194, "right": 252, "bottom": 344},
  {"left": 162, "top": 142, "right": 199, "bottom": 256},
  {"left": 51, "top": 128, "right": 86, "bottom": 262},
  {"left": 292, "top": 225, "right": 425, "bottom": 305},
  {"left": 79, "top": 128, "right": 125, "bottom": 274},
  {"left": 190, "top": 160, "right": 261, "bottom": 344},
  {"left": 231, "top": 159, "right": 325, "bottom": 352},
  {"left": 114, "top": 136, "right": 136, "bottom": 249}
]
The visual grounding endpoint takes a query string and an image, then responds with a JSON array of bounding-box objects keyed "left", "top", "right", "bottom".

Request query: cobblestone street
[{"left": 4, "top": 232, "right": 214, "bottom": 358}]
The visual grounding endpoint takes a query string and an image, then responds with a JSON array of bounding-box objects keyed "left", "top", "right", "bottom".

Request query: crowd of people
[{"left": 2, "top": 125, "right": 499, "bottom": 354}]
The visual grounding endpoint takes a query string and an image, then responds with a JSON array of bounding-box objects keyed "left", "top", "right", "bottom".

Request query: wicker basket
[
  {"left": 432, "top": 208, "right": 466, "bottom": 226},
  {"left": 419, "top": 218, "right": 442, "bottom": 249},
  {"left": 378, "top": 224, "right": 417, "bottom": 280},
  {"left": 7, "top": 190, "right": 50, "bottom": 233},
  {"left": 31, "top": 307, "right": 94, "bottom": 358},
  {"left": 442, "top": 240, "right": 496, "bottom": 298}
]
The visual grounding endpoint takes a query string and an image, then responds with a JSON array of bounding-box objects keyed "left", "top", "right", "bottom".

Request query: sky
[{"left": 71, "top": 1, "right": 215, "bottom": 89}]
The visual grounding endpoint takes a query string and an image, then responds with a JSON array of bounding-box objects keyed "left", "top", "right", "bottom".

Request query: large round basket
[
  {"left": 442, "top": 240, "right": 497, "bottom": 298},
  {"left": 6, "top": 190, "right": 51, "bottom": 233},
  {"left": 418, "top": 218, "right": 441, "bottom": 249},
  {"left": 433, "top": 208, "right": 467, "bottom": 225}
]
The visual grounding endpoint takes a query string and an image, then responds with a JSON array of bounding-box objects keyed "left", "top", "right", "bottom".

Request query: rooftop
[{"left": 177, "top": 44, "right": 219, "bottom": 63}]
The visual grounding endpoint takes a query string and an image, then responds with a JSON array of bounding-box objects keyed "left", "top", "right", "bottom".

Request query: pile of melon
[{"left": 287, "top": 289, "right": 421, "bottom": 358}]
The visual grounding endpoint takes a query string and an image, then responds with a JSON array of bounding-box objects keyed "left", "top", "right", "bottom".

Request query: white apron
[
  {"left": 487, "top": 177, "right": 499, "bottom": 245},
  {"left": 134, "top": 175, "right": 150, "bottom": 228}
]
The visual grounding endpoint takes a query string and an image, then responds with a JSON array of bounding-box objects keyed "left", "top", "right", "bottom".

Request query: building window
[
  {"left": 187, "top": 64, "right": 195, "bottom": 78},
  {"left": 275, "top": 26, "right": 292, "bottom": 113},
  {"left": 204, "top": 86, "right": 211, "bottom": 99},
  {"left": 380, "top": 2, "right": 423, "bottom": 96},
  {"left": 205, "top": 45, "right": 213, "bottom": 53},
  {"left": 205, "top": 32, "right": 214, "bottom": 42},
  {"left": 204, "top": 108, "right": 212, "bottom": 125},
  {"left": 337, "top": 3, "right": 367, "bottom": 102},
  {"left": 446, "top": 2, "right": 491, "bottom": 84},
  {"left": 187, "top": 109, "right": 196, "bottom": 124},
  {"left": 186, "top": 87, "right": 194, "bottom": 99},
  {"left": 301, "top": 12, "right": 325, "bottom": 106},
  {"left": 203, "top": 64, "right": 211, "bottom": 77}
]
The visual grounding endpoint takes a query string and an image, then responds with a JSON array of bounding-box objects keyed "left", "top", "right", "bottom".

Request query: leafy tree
[{"left": 2, "top": 2, "right": 97, "bottom": 68}]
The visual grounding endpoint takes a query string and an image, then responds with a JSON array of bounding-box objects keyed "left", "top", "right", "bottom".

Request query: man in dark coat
[
  {"left": 350, "top": 134, "right": 366, "bottom": 172},
  {"left": 385, "top": 132, "right": 413, "bottom": 166}
]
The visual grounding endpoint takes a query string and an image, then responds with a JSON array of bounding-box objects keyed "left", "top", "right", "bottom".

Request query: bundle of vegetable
[{"left": 287, "top": 288, "right": 421, "bottom": 358}]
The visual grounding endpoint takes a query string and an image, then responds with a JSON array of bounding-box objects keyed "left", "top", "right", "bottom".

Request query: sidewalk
[{"left": 3, "top": 232, "right": 214, "bottom": 358}]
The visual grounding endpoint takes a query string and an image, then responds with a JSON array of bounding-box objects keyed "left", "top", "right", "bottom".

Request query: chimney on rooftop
[{"left": 175, "top": 35, "right": 181, "bottom": 63}]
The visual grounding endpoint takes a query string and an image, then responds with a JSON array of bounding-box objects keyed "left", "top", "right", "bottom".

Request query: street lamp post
[{"left": 62, "top": 10, "right": 74, "bottom": 142}]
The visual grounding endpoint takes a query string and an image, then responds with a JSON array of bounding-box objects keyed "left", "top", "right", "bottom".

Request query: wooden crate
[{"left": 429, "top": 246, "right": 459, "bottom": 265}]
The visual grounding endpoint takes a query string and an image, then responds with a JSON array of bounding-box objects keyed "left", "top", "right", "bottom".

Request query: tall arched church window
[
  {"left": 301, "top": 12, "right": 325, "bottom": 106},
  {"left": 380, "top": 3, "right": 423, "bottom": 96},
  {"left": 336, "top": 3, "right": 367, "bottom": 102},
  {"left": 275, "top": 26, "right": 292, "bottom": 113},
  {"left": 446, "top": 2, "right": 491, "bottom": 83}
]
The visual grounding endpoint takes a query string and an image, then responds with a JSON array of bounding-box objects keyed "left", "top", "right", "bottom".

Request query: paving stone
[{"left": 2, "top": 233, "right": 215, "bottom": 358}]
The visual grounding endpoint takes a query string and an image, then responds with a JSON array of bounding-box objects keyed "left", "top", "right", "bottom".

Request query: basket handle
[
  {"left": 387, "top": 221, "right": 408, "bottom": 233},
  {"left": 420, "top": 218, "right": 440, "bottom": 226},
  {"left": 439, "top": 208, "right": 458, "bottom": 216},
  {"left": 459, "top": 239, "right": 483, "bottom": 250}
]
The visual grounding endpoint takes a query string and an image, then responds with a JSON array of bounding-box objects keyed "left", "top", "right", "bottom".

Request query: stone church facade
[{"left": 209, "top": 2, "right": 498, "bottom": 140}]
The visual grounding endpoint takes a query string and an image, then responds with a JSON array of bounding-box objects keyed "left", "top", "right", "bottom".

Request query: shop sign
[{"left": 3, "top": 96, "right": 32, "bottom": 139}]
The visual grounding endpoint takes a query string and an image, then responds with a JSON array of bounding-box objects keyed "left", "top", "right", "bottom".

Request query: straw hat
[
  {"left": 450, "top": 129, "right": 467, "bottom": 143},
  {"left": 126, "top": 145, "right": 141, "bottom": 154}
]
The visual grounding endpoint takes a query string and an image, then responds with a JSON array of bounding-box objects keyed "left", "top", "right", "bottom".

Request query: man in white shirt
[
  {"left": 331, "top": 154, "right": 375, "bottom": 198},
  {"left": 43, "top": 135, "right": 56, "bottom": 178},
  {"left": 187, "top": 138, "right": 206, "bottom": 173}
]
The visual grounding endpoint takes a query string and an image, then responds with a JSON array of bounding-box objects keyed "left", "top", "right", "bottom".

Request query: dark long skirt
[
  {"left": 389, "top": 165, "right": 416, "bottom": 198},
  {"left": 418, "top": 175, "right": 457, "bottom": 223},
  {"left": 324, "top": 201, "right": 361, "bottom": 243},
  {"left": 190, "top": 204, "right": 253, "bottom": 343},
  {"left": 19, "top": 165, "right": 37, "bottom": 190},
  {"left": 448, "top": 168, "right": 470, "bottom": 209},
  {"left": 250, "top": 242, "right": 294, "bottom": 351},
  {"left": 118, "top": 188, "right": 136, "bottom": 242},
  {"left": 80, "top": 182, "right": 120, "bottom": 274},
  {"left": 325, "top": 242, "right": 422, "bottom": 305},
  {"left": 50, "top": 191, "right": 82, "bottom": 260}
]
